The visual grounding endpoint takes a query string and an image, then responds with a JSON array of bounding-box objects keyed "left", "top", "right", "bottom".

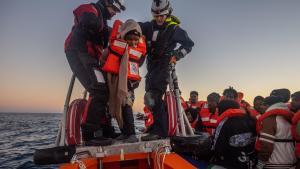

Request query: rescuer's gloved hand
[{"left": 173, "top": 49, "right": 184, "bottom": 61}]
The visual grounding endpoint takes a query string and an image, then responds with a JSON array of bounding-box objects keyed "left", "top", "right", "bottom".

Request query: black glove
[
  {"left": 128, "top": 80, "right": 140, "bottom": 90},
  {"left": 172, "top": 49, "right": 184, "bottom": 61}
]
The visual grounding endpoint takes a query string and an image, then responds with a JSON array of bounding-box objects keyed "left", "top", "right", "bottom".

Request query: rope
[
  {"left": 71, "top": 154, "right": 87, "bottom": 169},
  {"left": 154, "top": 143, "right": 171, "bottom": 169}
]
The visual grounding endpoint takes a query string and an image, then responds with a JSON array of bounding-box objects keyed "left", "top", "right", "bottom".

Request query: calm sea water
[{"left": 0, "top": 113, "right": 145, "bottom": 169}]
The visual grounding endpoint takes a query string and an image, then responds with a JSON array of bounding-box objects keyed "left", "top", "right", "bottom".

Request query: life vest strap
[
  {"left": 108, "top": 47, "right": 140, "bottom": 63},
  {"left": 109, "top": 47, "right": 123, "bottom": 58},
  {"left": 257, "top": 133, "right": 294, "bottom": 143},
  {"left": 273, "top": 139, "right": 294, "bottom": 142}
]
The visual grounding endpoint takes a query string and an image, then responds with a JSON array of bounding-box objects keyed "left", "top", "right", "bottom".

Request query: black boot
[
  {"left": 102, "top": 124, "right": 120, "bottom": 139},
  {"left": 81, "top": 123, "right": 100, "bottom": 142},
  {"left": 141, "top": 134, "right": 163, "bottom": 141}
]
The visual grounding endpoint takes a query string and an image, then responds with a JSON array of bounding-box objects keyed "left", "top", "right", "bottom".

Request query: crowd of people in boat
[
  {"left": 64, "top": 0, "right": 300, "bottom": 168},
  {"left": 140, "top": 87, "right": 300, "bottom": 169}
]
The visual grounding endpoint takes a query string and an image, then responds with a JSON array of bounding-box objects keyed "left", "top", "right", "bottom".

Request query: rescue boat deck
[{"left": 74, "top": 138, "right": 171, "bottom": 159}]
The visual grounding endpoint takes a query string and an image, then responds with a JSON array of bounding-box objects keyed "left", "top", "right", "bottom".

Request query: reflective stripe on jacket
[
  {"left": 102, "top": 20, "right": 146, "bottom": 81},
  {"left": 199, "top": 102, "right": 219, "bottom": 135},
  {"left": 292, "top": 111, "right": 300, "bottom": 157}
]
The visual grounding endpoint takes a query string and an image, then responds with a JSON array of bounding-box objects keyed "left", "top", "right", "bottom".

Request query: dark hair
[
  {"left": 270, "top": 88, "right": 290, "bottom": 103},
  {"left": 207, "top": 92, "right": 220, "bottom": 102},
  {"left": 254, "top": 96, "right": 264, "bottom": 103},
  {"left": 223, "top": 87, "right": 238, "bottom": 99},
  {"left": 291, "top": 91, "right": 300, "bottom": 101},
  {"left": 263, "top": 96, "right": 283, "bottom": 106},
  {"left": 218, "top": 100, "right": 240, "bottom": 115},
  {"left": 124, "top": 30, "right": 141, "bottom": 39},
  {"left": 190, "top": 91, "right": 198, "bottom": 96}
]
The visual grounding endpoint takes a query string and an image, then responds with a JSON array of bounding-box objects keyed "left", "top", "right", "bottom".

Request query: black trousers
[
  {"left": 66, "top": 51, "right": 108, "bottom": 140},
  {"left": 145, "top": 59, "right": 170, "bottom": 137},
  {"left": 121, "top": 104, "right": 135, "bottom": 136}
]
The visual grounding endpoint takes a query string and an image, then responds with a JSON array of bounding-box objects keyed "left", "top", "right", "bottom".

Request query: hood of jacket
[{"left": 119, "top": 19, "right": 142, "bottom": 39}]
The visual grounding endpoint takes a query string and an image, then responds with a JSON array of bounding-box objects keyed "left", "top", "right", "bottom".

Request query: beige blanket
[
  {"left": 107, "top": 46, "right": 128, "bottom": 129},
  {"left": 106, "top": 19, "right": 142, "bottom": 129}
]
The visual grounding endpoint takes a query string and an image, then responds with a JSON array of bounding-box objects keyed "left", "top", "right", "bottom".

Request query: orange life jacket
[
  {"left": 143, "top": 106, "right": 154, "bottom": 128},
  {"left": 246, "top": 107, "right": 261, "bottom": 119},
  {"left": 186, "top": 101, "right": 204, "bottom": 110},
  {"left": 255, "top": 108, "right": 293, "bottom": 151},
  {"left": 198, "top": 102, "right": 219, "bottom": 135},
  {"left": 292, "top": 110, "right": 300, "bottom": 157},
  {"left": 217, "top": 108, "right": 245, "bottom": 125},
  {"left": 186, "top": 101, "right": 204, "bottom": 127},
  {"left": 102, "top": 20, "right": 146, "bottom": 81}
]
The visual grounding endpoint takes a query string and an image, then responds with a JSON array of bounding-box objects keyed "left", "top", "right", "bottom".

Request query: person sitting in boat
[
  {"left": 255, "top": 95, "right": 296, "bottom": 169},
  {"left": 221, "top": 87, "right": 258, "bottom": 119},
  {"left": 253, "top": 96, "right": 265, "bottom": 114},
  {"left": 195, "top": 92, "right": 220, "bottom": 135},
  {"left": 185, "top": 91, "right": 205, "bottom": 124},
  {"left": 64, "top": 0, "right": 125, "bottom": 142},
  {"left": 221, "top": 87, "right": 239, "bottom": 102},
  {"left": 102, "top": 19, "right": 146, "bottom": 143},
  {"left": 139, "top": 0, "right": 194, "bottom": 141},
  {"left": 243, "top": 96, "right": 264, "bottom": 120},
  {"left": 210, "top": 100, "right": 257, "bottom": 169}
]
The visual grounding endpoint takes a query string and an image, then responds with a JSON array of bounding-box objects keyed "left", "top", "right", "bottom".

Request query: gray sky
[{"left": 1, "top": 0, "right": 300, "bottom": 113}]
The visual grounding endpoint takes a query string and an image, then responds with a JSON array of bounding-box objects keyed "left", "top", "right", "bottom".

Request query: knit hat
[
  {"left": 218, "top": 100, "right": 240, "bottom": 115},
  {"left": 270, "top": 88, "right": 291, "bottom": 103},
  {"left": 263, "top": 96, "right": 283, "bottom": 106},
  {"left": 291, "top": 91, "right": 300, "bottom": 101}
]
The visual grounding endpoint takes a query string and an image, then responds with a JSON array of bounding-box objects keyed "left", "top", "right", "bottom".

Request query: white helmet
[
  {"left": 151, "top": 0, "right": 172, "bottom": 16},
  {"left": 111, "top": 0, "right": 125, "bottom": 11}
]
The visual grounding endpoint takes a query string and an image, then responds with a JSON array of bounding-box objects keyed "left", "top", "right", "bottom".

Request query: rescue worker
[
  {"left": 255, "top": 95, "right": 296, "bottom": 169},
  {"left": 195, "top": 92, "right": 220, "bottom": 135},
  {"left": 185, "top": 91, "right": 205, "bottom": 124},
  {"left": 64, "top": 0, "right": 125, "bottom": 142},
  {"left": 140, "top": 0, "right": 194, "bottom": 141},
  {"left": 211, "top": 100, "right": 257, "bottom": 169},
  {"left": 291, "top": 91, "right": 300, "bottom": 169},
  {"left": 102, "top": 19, "right": 146, "bottom": 143}
]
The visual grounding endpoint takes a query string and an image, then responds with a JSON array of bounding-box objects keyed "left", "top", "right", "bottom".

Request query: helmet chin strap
[{"left": 95, "top": 0, "right": 111, "bottom": 20}]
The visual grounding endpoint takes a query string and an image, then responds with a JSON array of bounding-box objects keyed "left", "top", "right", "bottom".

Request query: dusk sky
[{"left": 0, "top": 0, "right": 299, "bottom": 113}]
